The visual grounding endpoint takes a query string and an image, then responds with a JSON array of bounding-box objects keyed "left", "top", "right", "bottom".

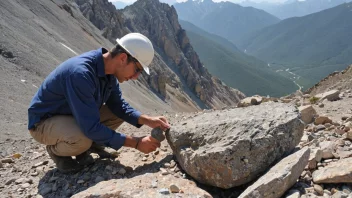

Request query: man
[{"left": 28, "top": 33, "right": 170, "bottom": 173}]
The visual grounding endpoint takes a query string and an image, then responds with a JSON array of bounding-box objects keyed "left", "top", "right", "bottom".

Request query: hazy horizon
[{"left": 109, "top": 0, "right": 287, "bottom": 5}]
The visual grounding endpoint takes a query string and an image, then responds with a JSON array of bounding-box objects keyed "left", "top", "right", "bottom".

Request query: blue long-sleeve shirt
[{"left": 28, "top": 48, "right": 142, "bottom": 150}]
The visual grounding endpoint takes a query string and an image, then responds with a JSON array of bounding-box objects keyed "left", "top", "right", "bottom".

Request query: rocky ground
[{"left": 1, "top": 89, "right": 352, "bottom": 198}]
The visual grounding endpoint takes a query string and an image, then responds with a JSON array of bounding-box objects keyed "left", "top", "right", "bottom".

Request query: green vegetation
[{"left": 309, "top": 96, "right": 320, "bottom": 104}]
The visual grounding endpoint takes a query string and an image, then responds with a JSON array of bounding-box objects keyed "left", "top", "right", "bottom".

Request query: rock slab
[
  {"left": 312, "top": 157, "right": 352, "bottom": 183},
  {"left": 166, "top": 102, "right": 305, "bottom": 188},
  {"left": 238, "top": 147, "right": 310, "bottom": 198},
  {"left": 72, "top": 173, "right": 211, "bottom": 198}
]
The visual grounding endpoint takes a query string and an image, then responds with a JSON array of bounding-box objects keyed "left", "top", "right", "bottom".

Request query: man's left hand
[{"left": 139, "top": 115, "right": 170, "bottom": 131}]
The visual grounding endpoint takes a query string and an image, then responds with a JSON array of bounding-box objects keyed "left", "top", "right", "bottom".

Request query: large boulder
[
  {"left": 72, "top": 173, "right": 211, "bottom": 198},
  {"left": 166, "top": 102, "right": 304, "bottom": 189},
  {"left": 298, "top": 105, "right": 317, "bottom": 124},
  {"left": 238, "top": 147, "right": 310, "bottom": 198},
  {"left": 315, "top": 90, "right": 340, "bottom": 101}
]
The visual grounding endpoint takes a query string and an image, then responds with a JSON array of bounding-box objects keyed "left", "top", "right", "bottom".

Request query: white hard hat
[{"left": 116, "top": 33, "right": 154, "bottom": 75}]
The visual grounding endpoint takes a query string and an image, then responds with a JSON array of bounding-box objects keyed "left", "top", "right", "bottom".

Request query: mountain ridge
[{"left": 174, "top": 0, "right": 280, "bottom": 45}]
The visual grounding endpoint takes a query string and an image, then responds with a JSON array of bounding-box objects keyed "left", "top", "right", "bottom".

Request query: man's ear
[{"left": 119, "top": 53, "right": 128, "bottom": 63}]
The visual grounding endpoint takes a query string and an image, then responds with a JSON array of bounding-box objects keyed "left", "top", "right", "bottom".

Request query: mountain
[
  {"left": 111, "top": 1, "right": 129, "bottom": 9},
  {"left": 75, "top": 0, "right": 245, "bottom": 109},
  {"left": 238, "top": 2, "right": 352, "bottom": 91},
  {"left": 179, "top": 20, "right": 298, "bottom": 97},
  {"left": 241, "top": 0, "right": 352, "bottom": 19},
  {"left": 173, "top": 0, "right": 280, "bottom": 45}
]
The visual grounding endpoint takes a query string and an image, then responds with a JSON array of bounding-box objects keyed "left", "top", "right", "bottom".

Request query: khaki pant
[{"left": 29, "top": 105, "right": 124, "bottom": 157}]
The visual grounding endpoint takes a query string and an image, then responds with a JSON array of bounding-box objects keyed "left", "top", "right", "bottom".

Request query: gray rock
[
  {"left": 298, "top": 105, "right": 317, "bottom": 124},
  {"left": 5, "top": 178, "right": 17, "bottom": 185},
  {"left": 118, "top": 168, "right": 126, "bottom": 175},
  {"left": 313, "top": 158, "right": 352, "bottom": 183},
  {"left": 314, "top": 184, "right": 324, "bottom": 196},
  {"left": 315, "top": 90, "right": 340, "bottom": 101},
  {"left": 166, "top": 102, "right": 304, "bottom": 188},
  {"left": 169, "top": 184, "right": 180, "bottom": 193},
  {"left": 39, "top": 184, "right": 53, "bottom": 195},
  {"left": 15, "top": 178, "right": 32, "bottom": 184},
  {"left": 72, "top": 173, "right": 211, "bottom": 197},
  {"left": 151, "top": 127, "right": 166, "bottom": 142},
  {"left": 159, "top": 188, "right": 170, "bottom": 195},
  {"left": 238, "top": 147, "right": 310, "bottom": 198},
  {"left": 94, "top": 176, "right": 104, "bottom": 183},
  {"left": 319, "top": 141, "right": 336, "bottom": 159},
  {"left": 1, "top": 158, "right": 14, "bottom": 163}
]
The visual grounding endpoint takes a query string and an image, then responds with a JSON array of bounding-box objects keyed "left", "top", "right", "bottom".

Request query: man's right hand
[{"left": 136, "top": 136, "right": 161, "bottom": 154}]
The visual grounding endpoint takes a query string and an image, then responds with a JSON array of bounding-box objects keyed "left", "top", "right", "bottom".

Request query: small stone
[
  {"left": 39, "top": 184, "right": 52, "bottom": 195},
  {"left": 77, "top": 180, "right": 84, "bottom": 184},
  {"left": 160, "top": 168, "right": 169, "bottom": 175},
  {"left": 94, "top": 176, "right": 104, "bottom": 183},
  {"left": 158, "top": 188, "right": 170, "bottom": 195},
  {"left": 105, "top": 165, "right": 113, "bottom": 171},
  {"left": 1, "top": 158, "right": 14, "bottom": 163},
  {"left": 169, "top": 184, "right": 180, "bottom": 193},
  {"left": 142, "top": 157, "right": 147, "bottom": 161},
  {"left": 164, "top": 163, "right": 171, "bottom": 168},
  {"left": 32, "top": 161, "right": 48, "bottom": 168},
  {"left": 314, "top": 184, "right": 324, "bottom": 196},
  {"left": 318, "top": 103, "right": 324, "bottom": 108},
  {"left": 144, "top": 154, "right": 149, "bottom": 157},
  {"left": 151, "top": 180, "right": 158, "bottom": 188},
  {"left": 118, "top": 168, "right": 126, "bottom": 175},
  {"left": 5, "top": 178, "right": 17, "bottom": 185},
  {"left": 49, "top": 177, "right": 59, "bottom": 183},
  {"left": 21, "top": 183, "right": 30, "bottom": 188},
  {"left": 154, "top": 150, "right": 159, "bottom": 155},
  {"left": 169, "top": 160, "right": 176, "bottom": 168},
  {"left": 15, "top": 178, "right": 32, "bottom": 184},
  {"left": 323, "top": 189, "right": 331, "bottom": 196}
]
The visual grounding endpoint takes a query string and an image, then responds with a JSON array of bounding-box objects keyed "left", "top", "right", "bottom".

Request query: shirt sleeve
[
  {"left": 106, "top": 79, "right": 142, "bottom": 128},
  {"left": 64, "top": 72, "right": 126, "bottom": 150}
]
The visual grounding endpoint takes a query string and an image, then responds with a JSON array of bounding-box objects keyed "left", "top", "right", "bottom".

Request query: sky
[{"left": 109, "top": 0, "right": 287, "bottom": 5}]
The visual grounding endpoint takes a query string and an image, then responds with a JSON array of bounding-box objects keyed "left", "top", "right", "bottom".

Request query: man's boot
[
  {"left": 46, "top": 146, "right": 82, "bottom": 173},
  {"left": 89, "top": 142, "right": 112, "bottom": 159},
  {"left": 75, "top": 151, "right": 94, "bottom": 166}
]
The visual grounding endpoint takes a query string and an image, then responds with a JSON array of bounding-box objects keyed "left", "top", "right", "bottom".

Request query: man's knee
[{"left": 53, "top": 137, "right": 92, "bottom": 156}]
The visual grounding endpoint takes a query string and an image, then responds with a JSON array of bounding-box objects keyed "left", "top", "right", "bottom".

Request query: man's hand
[
  {"left": 139, "top": 115, "right": 170, "bottom": 131},
  {"left": 136, "top": 136, "right": 161, "bottom": 154}
]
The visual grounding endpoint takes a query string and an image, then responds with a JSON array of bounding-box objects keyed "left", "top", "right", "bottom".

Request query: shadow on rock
[{"left": 37, "top": 154, "right": 174, "bottom": 197}]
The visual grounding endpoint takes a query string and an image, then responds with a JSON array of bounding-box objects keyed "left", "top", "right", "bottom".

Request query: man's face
[{"left": 115, "top": 54, "right": 143, "bottom": 83}]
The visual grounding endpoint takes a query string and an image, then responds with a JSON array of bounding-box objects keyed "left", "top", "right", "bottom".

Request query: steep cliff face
[{"left": 75, "top": 0, "right": 245, "bottom": 110}]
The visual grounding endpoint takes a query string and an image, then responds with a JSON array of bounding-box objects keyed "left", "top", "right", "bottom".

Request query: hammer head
[{"left": 151, "top": 127, "right": 170, "bottom": 142}]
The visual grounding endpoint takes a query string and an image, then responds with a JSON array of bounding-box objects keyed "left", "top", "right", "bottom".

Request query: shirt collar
[{"left": 96, "top": 48, "right": 108, "bottom": 78}]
